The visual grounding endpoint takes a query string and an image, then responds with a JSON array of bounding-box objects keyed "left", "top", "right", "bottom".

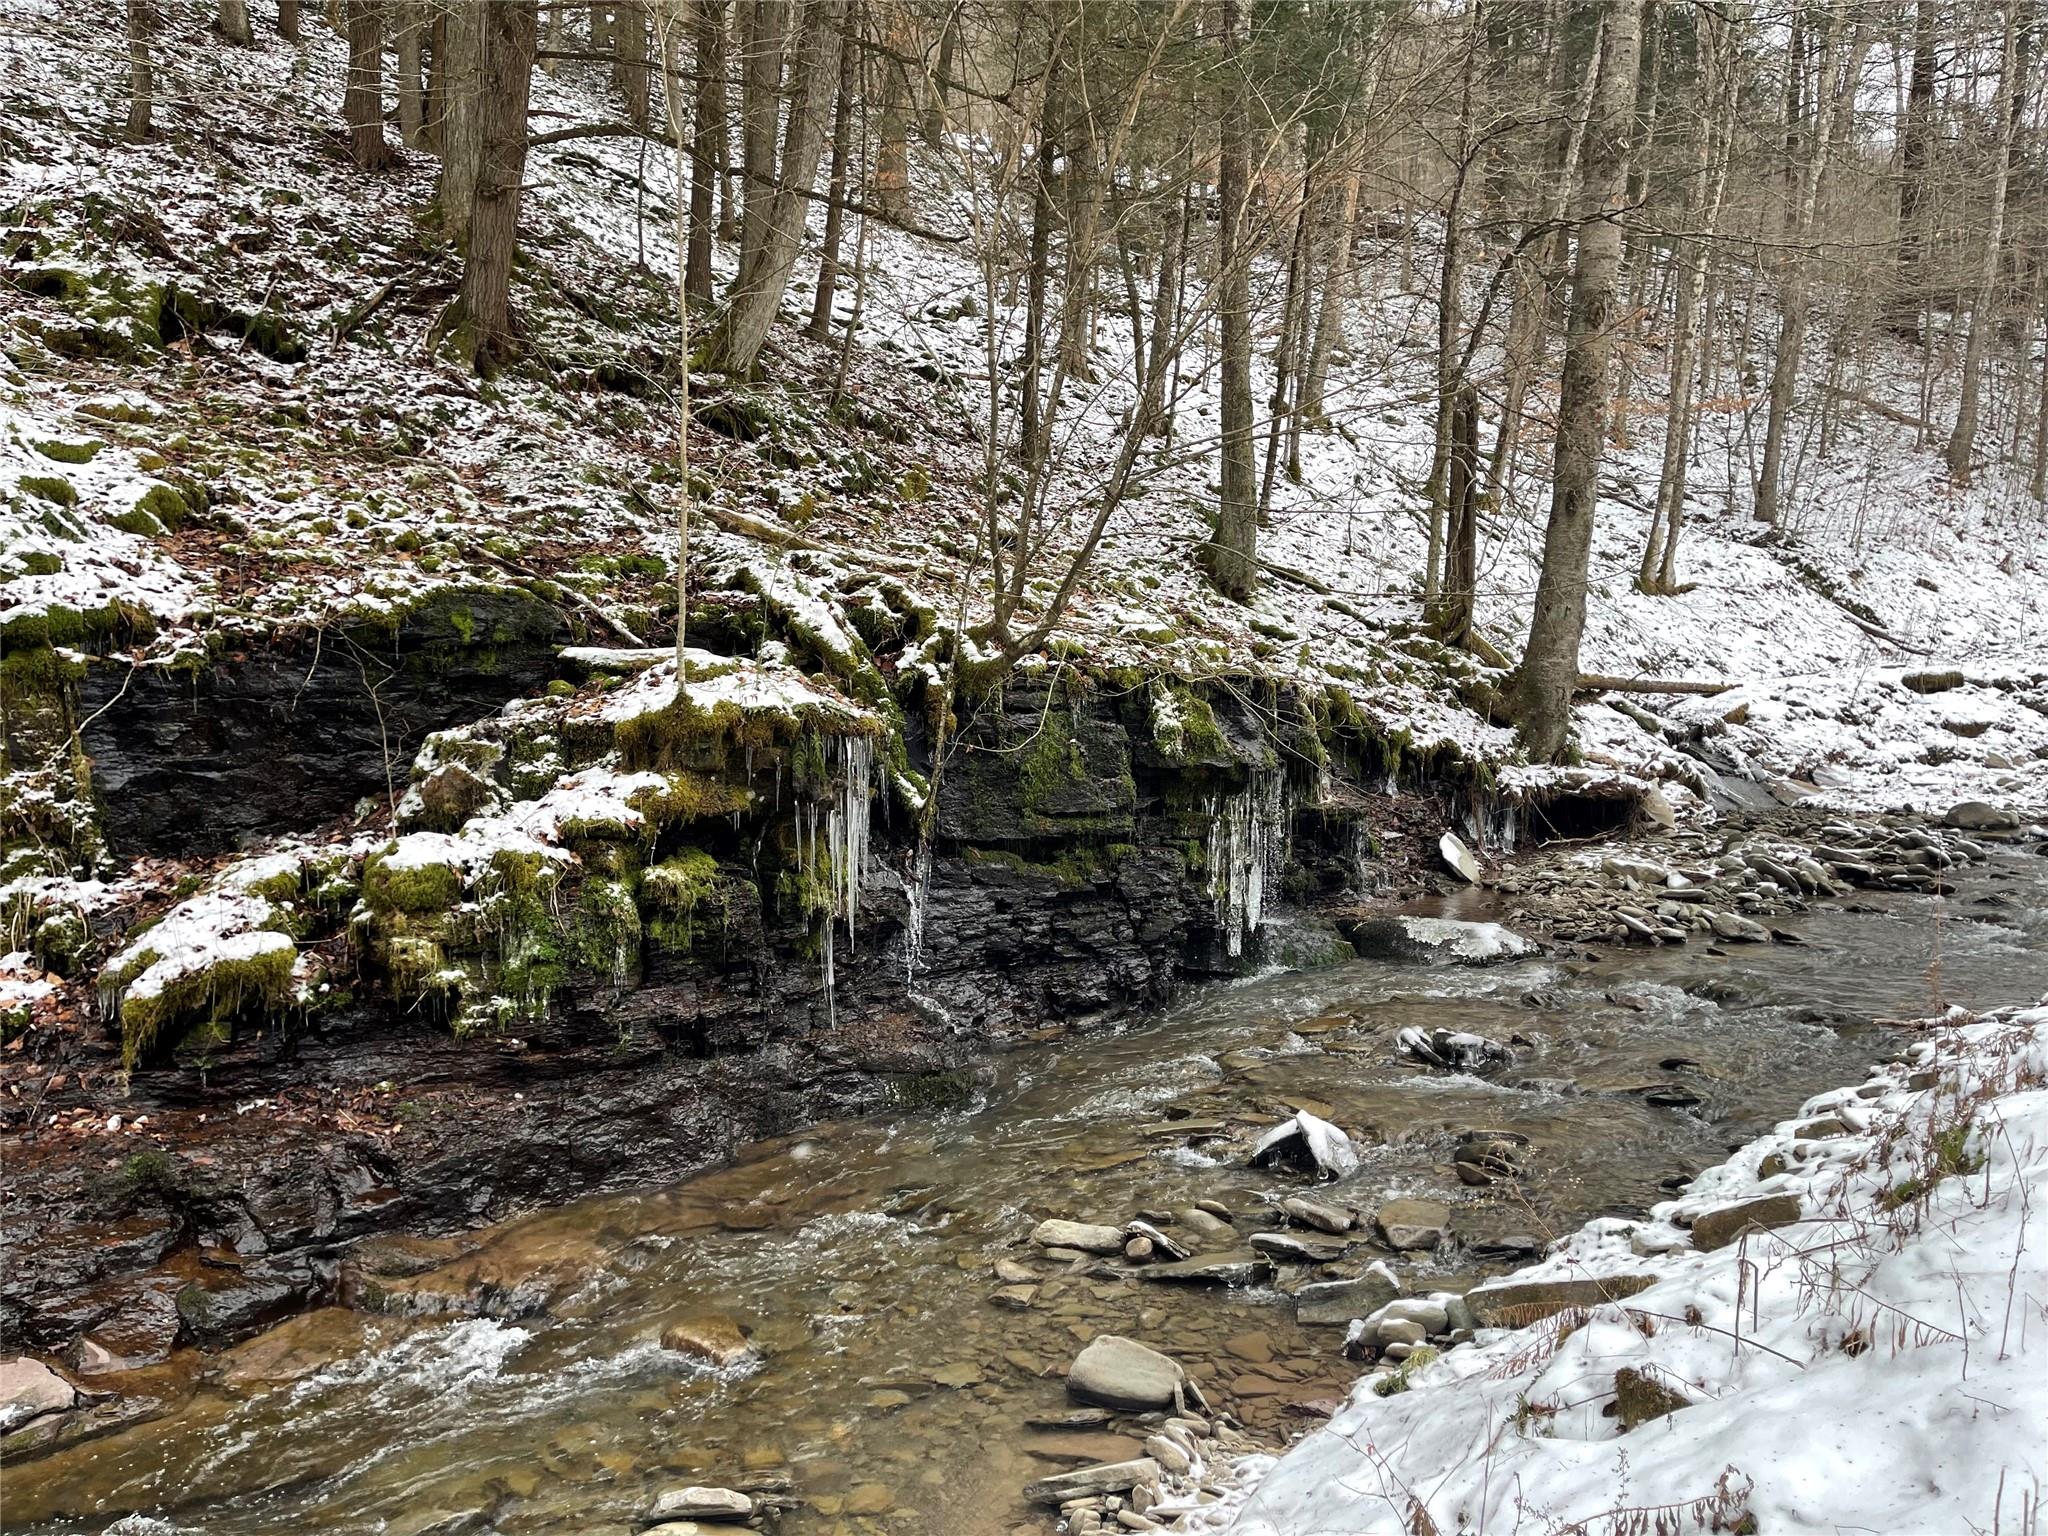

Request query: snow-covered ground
[
  {"left": 5, "top": 0, "right": 2044, "bottom": 835},
  {"left": 1176, "top": 1001, "right": 2048, "bottom": 1536}
]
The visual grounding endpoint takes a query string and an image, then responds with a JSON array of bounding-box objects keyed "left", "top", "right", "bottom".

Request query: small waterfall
[
  {"left": 1348, "top": 821, "right": 1377, "bottom": 895},
  {"left": 1206, "top": 770, "right": 1288, "bottom": 958},
  {"left": 901, "top": 839, "right": 933, "bottom": 981}
]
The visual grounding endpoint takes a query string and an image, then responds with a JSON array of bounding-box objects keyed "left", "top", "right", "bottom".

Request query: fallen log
[{"left": 1576, "top": 672, "right": 1732, "bottom": 697}]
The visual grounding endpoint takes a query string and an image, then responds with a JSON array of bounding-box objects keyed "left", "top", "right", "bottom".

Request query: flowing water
[{"left": 11, "top": 855, "right": 2048, "bottom": 1536}]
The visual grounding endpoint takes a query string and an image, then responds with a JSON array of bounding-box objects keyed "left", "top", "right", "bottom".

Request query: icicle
[{"left": 1206, "top": 769, "right": 1289, "bottom": 957}]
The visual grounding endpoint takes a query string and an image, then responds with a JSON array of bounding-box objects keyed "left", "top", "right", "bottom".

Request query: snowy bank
[{"left": 1183, "top": 1000, "right": 2048, "bottom": 1536}]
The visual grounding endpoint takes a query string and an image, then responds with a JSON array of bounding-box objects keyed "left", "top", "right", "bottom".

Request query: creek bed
[{"left": 10, "top": 855, "right": 2048, "bottom": 1536}]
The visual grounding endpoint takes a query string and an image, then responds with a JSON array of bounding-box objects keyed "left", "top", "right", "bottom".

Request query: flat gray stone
[
  {"left": 1032, "top": 1219, "right": 1127, "bottom": 1255},
  {"left": 1293, "top": 1270, "right": 1401, "bottom": 1327},
  {"left": 1023, "top": 1457, "right": 1163, "bottom": 1505},
  {"left": 1689, "top": 1194, "right": 1803, "bottom": 1251},
  {"left": 1068, "top": 1336, "right": 1184, "bottom": 1410}
]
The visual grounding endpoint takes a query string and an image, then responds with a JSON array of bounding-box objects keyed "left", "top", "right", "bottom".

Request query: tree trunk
[
  {"left": 875, "top": 8, "right": 913, "bottom": 217},
  {"left": 396, "top": 2, "right": 427, "bottom": 148},
  {"left": 1261, "top": 156, "right": 1314, "bottom": 516},
  {"left": 1511, "top": 0, "right": 1642, "bottom": 762},
  {"left": 1209, "top": 0, "right": 1256, "bottom": 601},
  {"left": 126, "top": 0, "right": 154, "bottom": 140},
  {"left": 218, "top": 0, "right": 253, "bottom": 44},
  {"left": 1020, "top": 47, "right": 1061, "bottom": 468},
  {"left": 1946, "top": 5, "right": 2020, "bottom": 486},
  {"left": 613, "top": 0, "right": 649, "bottom": 128},
  {"left": 1488, "top": 1, "right": 1602, "bottom": 504},
  {"left": 923, "top": 12, "right": 955, "bottom": 143},
  {"left": 735, "top": 0, "right": 787, "bottom": 279},
  {"left": 277, "top": 0, "right": 300, "bottom": 41},
  {"left": 345, "top": 0, "right": 397, "bottom": 172},
  {"left": 1436, "top": 383, "right": 1481, "bottom": 646},
  {"left": 1892, "top": 0, "right": 1938, "bottom": 335},
  {"left": 701, "top": 0, "right": 845, "bottom": 377},
  {"left": 1301, "top": 169, "right": 1358, "bottom": 424},
  {"left": 443, "top": 0, "right": 538, "bottom": 370},
  {"left": 1142, "top": 184, "right": 1189, "bottom": 439},
  {"left": 808, "top": 27, "right": 856, "bottom": 339},
  {"left": 685, "top": 0, "right": 719, "bottom": 302},
  {"left": 438, "top": 2, "right": 487, "bottom": 232},
  {"left": 1642, "top": 10, "right": 1734, "bottom": 592},
  {"left": 1755, "top": 0, "right": 1845, "bottom": 525}
]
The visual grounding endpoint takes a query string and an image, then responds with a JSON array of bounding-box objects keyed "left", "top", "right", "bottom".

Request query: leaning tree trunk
[
  {"left": 1209, "top": 0, "right": 1257, "bottom": 601},
  {"left": 444, "top": 0, "right": 538, "bottom": 370},
  {"left": 126, "top": 0, "right": 154, "bottom": 139},
  {"left": 700, "top": 0, "right": 845, "bottom": 376},
  {"left": 1510, "top": 0, "right": 1642, "bottom": 762},
  {"left": 734, "top": 0, "right": 788, "bottom": 281},
  {"left": 1642, "top": 10, "right": 1735, "bottom": 592},
  {"left": 1946, "top": 5, "right": 2020, "bottom": 486},
  {"left": 1301, "top": 169, "right": 1359, "bottom": 425},
  {"left": 344, "top": 0, "right": 397, "bottom": 172},
  {"left": 1755, "top": 0, "right": 1845, "bottom": 525},
  {"left": 808, "top": 29, "right": 856, "bottom": 338}
]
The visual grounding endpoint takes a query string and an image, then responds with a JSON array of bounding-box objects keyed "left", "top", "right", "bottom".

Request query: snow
[
  {"left": 5, "top": 0, "right": 2042, "bottom": 838},
  {"left": 101, "top": 888, "right": 297, "bottom": 1008},
  {"left": 593, "top": 648, "right": 873, "bottom": 729},
  {"left": 1179, "top": 1001, "right": 2048, "bottom": 1536},
  {"left": 1252, "top": 1111, "right": 1361, "bottom": 1179}
]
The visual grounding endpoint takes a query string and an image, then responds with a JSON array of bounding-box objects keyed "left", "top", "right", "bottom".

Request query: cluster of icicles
[
  {"left": 794, "top": 737, "right": 880, "bottom": 1026},
  {"left": 1206, "top": 769, "right": 1289, "bottom": 958}
]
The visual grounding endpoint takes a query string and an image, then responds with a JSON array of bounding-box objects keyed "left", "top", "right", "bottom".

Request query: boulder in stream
[
  {"left": 1250, "top": 1111, "right": 1359, "bottom": 1179},
  {"left": 659, "top": 1313, "right": 755, "bottom": 1368},
  {"left": 1023, "top": 1457, "right": 1164, "bottom": 1505},
  {"left": 0, "top": 1356, "right": 77, "bottom": 1431},
  {"left": 1293, "top": 1267, "right": 1401, "bottom": 1327},
  {"left": 1944, "top": 801, "right": 2020, "bottom": 831},
  {"left": 1438, "top": 832, "right": 1482, "bottom": 883},
  {"left": 1396, "top": 1026, "right": 1512, "bottom": 1074},
  {"left": 1344, "top": 916, "right": 1534, "bottom": 965},
  {"left": 1068, "top": 1335, "right": 1185, "bottom": 1410},
  {"left": 645, "top": 1485, "right": 755, "bottom": 1522},
  {"left": 1375, "top": 1199, "right": 1451, "bottom": 1252},
  {"left": 1031, "top": 1219, "right": 1127, "bottom": 1255}
]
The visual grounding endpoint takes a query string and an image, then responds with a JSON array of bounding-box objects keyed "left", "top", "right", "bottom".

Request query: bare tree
[
  {"left": 1210, "top": 0, "right": 1257, "bottom": 601},
  {"left": 1511, "top": 0, "right": 1642, "bottom": 760}
]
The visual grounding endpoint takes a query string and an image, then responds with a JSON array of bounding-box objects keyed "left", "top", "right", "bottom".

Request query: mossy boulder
[{"left": 100, "top": 889, "right": 300, "bottom": 1068}]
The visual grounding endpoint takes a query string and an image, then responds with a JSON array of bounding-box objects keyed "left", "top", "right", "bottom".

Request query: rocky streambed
[{"left": 5, "top": 838, "right": 2046, "bottom": 1536}]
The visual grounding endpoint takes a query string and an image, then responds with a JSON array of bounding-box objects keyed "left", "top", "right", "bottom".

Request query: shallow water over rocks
[{"left": 10, "top": 855, "right": 2048, "bottom": 1536}]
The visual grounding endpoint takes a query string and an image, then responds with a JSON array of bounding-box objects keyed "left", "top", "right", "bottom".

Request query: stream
[{"left": 10, "top": 855, "right": 2048, "bottom": 1536}]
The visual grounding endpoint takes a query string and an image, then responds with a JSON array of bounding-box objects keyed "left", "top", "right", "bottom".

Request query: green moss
[
  {"left": 19, "top": 473, "right": 77, "bottom": 506},
  {"left": 887, "top": 1070, "right": 978, "bottom": 1111},
  {"left": 115, "top": 940, "right": 297, "bottom": 1070},
  {"left": 569, "top": 875, "right": 642, "bottom": 983},
  {"left": 362, "top": 848, "right": 464, "bottom": 914},
  {"left": 33, "top": 437, "right": 102, "bottom": 464},
  {"left": 628, "top": 772, "right": 754, "bottom": 829}
]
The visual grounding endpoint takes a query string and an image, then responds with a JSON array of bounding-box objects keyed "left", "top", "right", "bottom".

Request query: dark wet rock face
[
  {"left": 9, "top": 675, "right": 1437, "bottom": 1361},
  {"left": 81, "top": 588, "right": 566, "bottom": 859}
]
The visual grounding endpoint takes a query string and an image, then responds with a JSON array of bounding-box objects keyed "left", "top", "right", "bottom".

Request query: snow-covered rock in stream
[
  {"left": 1395, "top": 1025, "right": 1513, "bottom": 1073},
  {"left": 1342, "top": 915, "right": 1535, "bottom": 966},
  {"left": 1250, "top": 1111, "right": 1360, "bottom": 1179},
  {"left": 1437, "top": 832, "right": 1481, "bottom": 883}
]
